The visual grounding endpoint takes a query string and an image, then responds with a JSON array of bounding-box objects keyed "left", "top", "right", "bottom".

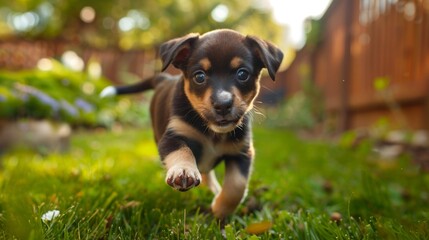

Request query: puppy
[{"left": 101, "top": 29, "right": 283, "bottom": 219}]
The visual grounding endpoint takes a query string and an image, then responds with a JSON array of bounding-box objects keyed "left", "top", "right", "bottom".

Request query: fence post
[{"left": 339, "top": 0, "right": 354, "bottom": 132}]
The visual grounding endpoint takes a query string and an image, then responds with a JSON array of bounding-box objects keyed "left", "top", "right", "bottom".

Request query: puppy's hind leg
[{"left": 211, "top": 155, "right": 252, "bottom": 219}]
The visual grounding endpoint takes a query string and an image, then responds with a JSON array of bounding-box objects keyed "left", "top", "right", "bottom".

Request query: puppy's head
[{"left": 160, "top": 29, "right": 283, "bottom": 133}]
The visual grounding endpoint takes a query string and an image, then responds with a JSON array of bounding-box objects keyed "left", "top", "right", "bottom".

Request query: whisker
[{"left": 253, "top": 106, "right": 266, "bottom": 117}]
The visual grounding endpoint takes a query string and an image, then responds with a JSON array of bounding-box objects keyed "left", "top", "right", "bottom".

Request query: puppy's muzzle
[
  {"left": 212, "top": 90, "right": 233, "bottom": 117},
  {"left": 207, "top": 90, "right": 244, "bottom": 133}
]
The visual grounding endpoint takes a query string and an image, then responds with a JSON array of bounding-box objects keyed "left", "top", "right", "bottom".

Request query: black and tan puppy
[{"left": 101, "top": 29, "right": 283, "bottom": 219}]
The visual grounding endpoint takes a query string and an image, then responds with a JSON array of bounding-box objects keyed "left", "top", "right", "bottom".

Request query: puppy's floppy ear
[
  {"left": 245, "top": 36, "right": 284, "bottom": 81},
  {"left": 160, "top": 33, "right": 200, "bottom": 71}
]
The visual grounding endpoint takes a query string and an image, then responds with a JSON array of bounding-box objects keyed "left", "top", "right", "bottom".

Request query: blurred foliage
[
  {"left": 0, "top": 0, "right": 283, "bottom": 50},
  {"left": 0, "top": 59, "right": 150, "bottom": 127},
  {"left": 373, "top": 76, "right": 409, "bottom": 129},
  {"left": 373, "top": 76, "right": 390, "bottom": 92},
  {"left": 304, "top": 18, "right": 322, "bottom": 49},
  {"left": 266, "top": 64, "right": 324, "bottom": 129}
]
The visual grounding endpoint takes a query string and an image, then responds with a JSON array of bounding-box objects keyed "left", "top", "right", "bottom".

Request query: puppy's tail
[{"left": 100, "top": 76, "right": 156, "bottom": 98}]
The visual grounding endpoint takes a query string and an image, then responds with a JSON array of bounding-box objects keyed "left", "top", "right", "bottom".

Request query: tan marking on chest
[
  {"left": 166, "top": 117, "right": 246, "bottom": 173},
  {"left": 167, "top": 117, "right": 206, "bottom": 143},
  {"left": 197, "top": 137, "right": 245, "bottom": 173}
]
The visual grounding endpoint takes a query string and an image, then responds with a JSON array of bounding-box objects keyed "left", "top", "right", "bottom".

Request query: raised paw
[{"left": 166, "top": 166, "right": 201, "bottom": 191}]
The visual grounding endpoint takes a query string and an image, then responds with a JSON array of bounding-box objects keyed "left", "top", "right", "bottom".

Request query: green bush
[
  {"left": 266, "top": 78, "right": 325, "bottom": 130},
  {"left": 0, "top": 59, "right": 149, "bottom": 128}
]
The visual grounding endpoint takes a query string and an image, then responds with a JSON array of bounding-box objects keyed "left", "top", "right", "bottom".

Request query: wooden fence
[
  {"left": 283, "top": 0, "right": 429, "bottom": 132},
  {"left": 0, "top": 39, "right": 158, "bottom": 84}
]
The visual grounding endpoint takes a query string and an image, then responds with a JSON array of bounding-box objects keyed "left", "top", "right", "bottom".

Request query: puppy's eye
[
  {"left": 236, "top": 68, "right": 250, "bottom": 82},
  {"left": 193, "top": 71, "right": 206, "bottom": 85}
]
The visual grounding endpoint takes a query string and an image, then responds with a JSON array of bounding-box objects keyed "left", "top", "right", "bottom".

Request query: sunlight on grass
[{"left": 0, "top": 127, "right": 428, "bottom": 239}]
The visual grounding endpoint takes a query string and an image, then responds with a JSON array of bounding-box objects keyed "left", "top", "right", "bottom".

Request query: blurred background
[
  {"left": 0, "top": 0, "right": 428, "bottom": 149},
  {"left": 3, "top": 2, "right": 429, "bottom": 238}
]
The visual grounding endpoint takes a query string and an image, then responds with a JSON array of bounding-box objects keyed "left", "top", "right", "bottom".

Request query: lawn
[{"left": 0, "top": 126, "right": 428, "bottom": 239}]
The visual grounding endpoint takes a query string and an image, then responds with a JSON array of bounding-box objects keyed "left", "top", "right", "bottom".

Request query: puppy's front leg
[
  {"left": 159, "top": 132, "right": 202, "bottom": 191},
  {"left": 163, "top": 146, "right": 201, "bottom": 192},
  {"left": 211, "top": 153, "right": 253, "bottom": 219}
]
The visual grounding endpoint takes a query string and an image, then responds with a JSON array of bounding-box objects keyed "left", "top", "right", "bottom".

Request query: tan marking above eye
[
  {"left": 230, "top": 57, "right": 243, "bottom": 69},
  {"left": 199, "top": 58, "right": 212, "bottom": 71}
]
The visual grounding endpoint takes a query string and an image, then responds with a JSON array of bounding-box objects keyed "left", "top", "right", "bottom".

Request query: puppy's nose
[{"left": 212, "top": 91, "right": 233, "bottom": 116}]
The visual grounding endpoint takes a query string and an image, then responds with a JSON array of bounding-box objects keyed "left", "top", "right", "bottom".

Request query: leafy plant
[
  {"left": 267, "top": 64, "right": 324, "bottom": 130},
  {"left": 0, "top": 59, "right": 150, "bottom": 127},
  {"left": 373, "top": 76, "right": 408, "bottom": 130}
]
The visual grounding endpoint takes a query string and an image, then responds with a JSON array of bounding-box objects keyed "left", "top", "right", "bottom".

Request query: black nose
[
  {"left": 213, "top": 99, "right": 233, "bottom": 116},
  {"left": 212, "top": 91, "right": 233, "bottom": 116}
]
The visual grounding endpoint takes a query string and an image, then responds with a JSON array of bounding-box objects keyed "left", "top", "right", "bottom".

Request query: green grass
[{"left": 1, "top": 126, "right": 428, "bottom": 239}]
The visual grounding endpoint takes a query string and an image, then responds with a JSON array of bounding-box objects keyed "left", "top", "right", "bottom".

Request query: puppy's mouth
[
  {"left": 198, "top": 106, "right": 246, "bottom": 133},
  {"left": 208, "top": 116, "right": 242, "bottom": 133},
  {"left": 216, "top": 119, "right": 238, "bottom": 126}
]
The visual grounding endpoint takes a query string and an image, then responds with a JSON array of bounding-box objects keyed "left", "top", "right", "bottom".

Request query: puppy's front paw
[{"left": 166, "top": 166, "right": 201, "bottom": 191}]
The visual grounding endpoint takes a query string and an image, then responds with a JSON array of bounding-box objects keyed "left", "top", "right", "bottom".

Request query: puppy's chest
[{"left": 196, "top": 138, "right": 242, "bottom": 173}]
